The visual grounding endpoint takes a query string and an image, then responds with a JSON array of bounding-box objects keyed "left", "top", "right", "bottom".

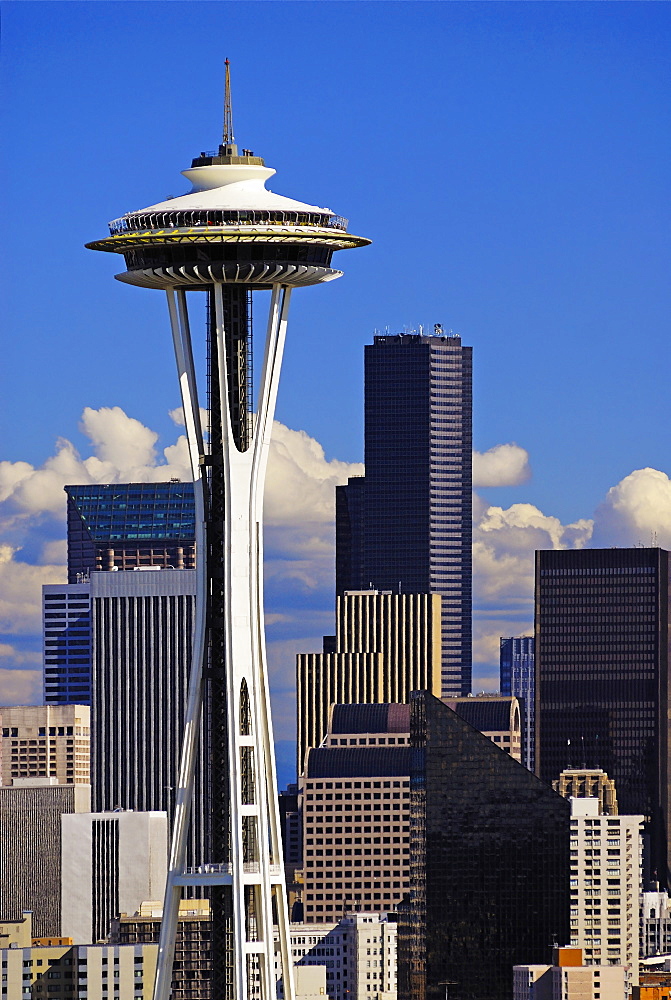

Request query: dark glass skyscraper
[
  {"left": 336, "top": 332, "right": 472, "bottom": 698},
  {"left": 397, "top": 691, "right": 569, "bottom": 1000},
  {"left": 65, "top": 482, "right": 196, "bottom": 582},
  {"left": 500, "top": 636, "right": 535, "bottom": 771},
  {"left": 535, "top": 547, "right": 671, "bottom": 887}
]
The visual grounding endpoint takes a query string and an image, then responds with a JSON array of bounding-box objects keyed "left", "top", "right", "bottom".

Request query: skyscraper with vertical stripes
[{"left": 336, "top": 331, "right": 472, "bottom": 698}]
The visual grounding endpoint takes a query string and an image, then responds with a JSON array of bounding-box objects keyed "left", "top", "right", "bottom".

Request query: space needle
[{"left": 87, "top": 63, "right": 369, "bottom": 1000}]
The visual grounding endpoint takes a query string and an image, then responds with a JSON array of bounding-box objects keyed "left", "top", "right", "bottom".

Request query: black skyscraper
[
  {"left": 397, "top": 692, "right": 569, "bottom": 1000},
  {"left": 336, "top": 332, "right": 472, "bottom": 698},
  {"left": 535, "top": 546, "right": 671, "bottom": 887}
]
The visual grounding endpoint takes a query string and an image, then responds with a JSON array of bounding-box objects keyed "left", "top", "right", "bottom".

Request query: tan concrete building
[
  {"left": 297, "top": 591, "right": 441, "bottom": 773},
  {"left": 554, "top": 767, "right": 619, "bottom": 816},
  {"left": 514, "top": 947, "right": 626, "bottom": 999},
  {"left": 0, "top": 704, "right": 90, "bottom": 786},
  {"left": 301, "top": 705, "right": 412, "bottom": 924}
]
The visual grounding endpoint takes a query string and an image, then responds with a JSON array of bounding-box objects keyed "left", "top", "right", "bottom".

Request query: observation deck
[{"left": 87, "top": 146, "right": 370, "bottom": 290}]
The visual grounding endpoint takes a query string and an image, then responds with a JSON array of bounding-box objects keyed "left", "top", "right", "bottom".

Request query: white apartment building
[
  {"left": 569, "top": 797, "right": 643, "bottom": 989},
  {"left": 278, "top": 914, "right": 397, "bottom": 1000},
  {"left": 641, "top": 887, "right": 671, "bottom": 958}
]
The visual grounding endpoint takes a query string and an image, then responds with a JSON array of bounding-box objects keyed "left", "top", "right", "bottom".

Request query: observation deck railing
[{"left": 109, "top": 210, "right": 349, "bottom": 236}]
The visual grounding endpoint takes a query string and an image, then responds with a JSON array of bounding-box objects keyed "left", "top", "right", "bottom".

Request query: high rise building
[
  {"left": 0, "top": 780, "right": 90, "bottom": 937},
  {"left": 301, "top": 704, "right": 413, "bottom": 924},
  {"left": 65, "top": 482, "right": 196, "bottom": 582},
  {"left": 61, "top": 810, "right": 168, "bottom": 945},
  {"left": 397, "top": 691, "right": 570, "bottom": 1000},
  {"left": 567, "top": 796, "right": 642, "bottom": 988},
  {"left": 0, "top": 704, "right": 90, "bottom": 785},
  {"left": 336, "top": 332, "right": 472, "bottom": 698},
  {"left": 500, "top": 636, "right": 535, "bottom": 771},
  {"left": 43, "top": 482, "right": 197, "bottom": 706},
  {"left": 535, "top": 547, "right": 671, "bottom": 886},
  {"left": 87, "top": 570, "right": 207, "bottom": 870},
  {"left": 296, "top": 591, "right": 441, "bottom": 772}
]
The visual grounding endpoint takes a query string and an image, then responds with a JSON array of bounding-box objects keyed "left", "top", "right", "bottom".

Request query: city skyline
[{"left": 2, "top": 3, "right": 670, "bottom": 751}]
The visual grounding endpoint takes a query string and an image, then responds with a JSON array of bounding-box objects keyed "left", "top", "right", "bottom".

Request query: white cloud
[
  {"left": 265, "top": 421, "right": 363, "bottom": 526},
  {"left": 593, "top": 467, "right": 671, "bottom": 549},
  {"left": 0, "top": 667, "right": 42, "bottom": 706},
  {"left": 473, "top": 501, "right": 593, "bottom": 606},
  {"left": 473, "top": 443, "right": 530, "bottom": 488},
  {"left": 0, "top": 545, "right": 66, "bottom": 637},
  {"left": 79, "top": 406, "right": 159, "bottom": 475}
]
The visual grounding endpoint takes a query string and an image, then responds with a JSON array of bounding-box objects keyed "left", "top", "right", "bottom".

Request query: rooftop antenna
[{"left": 223, "top": 57, "right": 235, "bottom": 147}]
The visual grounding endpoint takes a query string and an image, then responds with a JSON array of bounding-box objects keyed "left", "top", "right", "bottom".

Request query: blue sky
[{"left": 2, "top": 2, "right": 670, "bottom": 774}]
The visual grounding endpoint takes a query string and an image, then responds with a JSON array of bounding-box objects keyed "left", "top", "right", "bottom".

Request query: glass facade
[
  {"left": 535, "top": 547, "right": 671, "bottom": 889},
  {"left": 335, "top": 333, "right": 472, "bottom": 699},
  {"left": 397, "top": 692, "right": 570, "bottom": 1000},
  {"left": 500, "top": 636, "right": 535, "bottom": 771},
  {"left": 65, "top": 482, "right": 196, "bottom": 582},
  {"left": 43, "top": 585, "right": 93, "bottom": 704}
]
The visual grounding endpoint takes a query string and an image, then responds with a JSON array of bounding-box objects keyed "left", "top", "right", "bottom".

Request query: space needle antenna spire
[
  {"left": 88, "top": 81, "right": 369, "bottom": 1000},
  {"left": 222, "top": 57, "right": 234, "bottom": 147}
]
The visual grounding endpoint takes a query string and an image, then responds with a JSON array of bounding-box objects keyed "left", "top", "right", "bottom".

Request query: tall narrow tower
[
  {"left": 87, "top": 69, "right": 369, "bottom": 1000},
  {"left": 336, "top": 332, "right": 473, "bottom": 698}
]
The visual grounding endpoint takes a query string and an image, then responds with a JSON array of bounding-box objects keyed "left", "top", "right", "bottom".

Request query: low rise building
[
  {"left": 110, "top": 899, "right": 211, "bottom": 999},
  {"left": 0, "top": 940, "right": 157, "bottom": 999},
  {"left": 514, "top": 947, "right": 626, "bottom": 1000}
]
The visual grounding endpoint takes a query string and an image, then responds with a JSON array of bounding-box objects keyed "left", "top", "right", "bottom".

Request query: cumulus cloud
[
  {"left": 473, "top": 443, "right": 530, "bottom": 488},
  {"left": 264, "top": 422, "right": 363, "bottom": 608},
  {"left": 593, "top": 467, "right": 671, "bottom": 549},
  {"left": 265, "top": 422, "right": 363, "bottom": 526}
]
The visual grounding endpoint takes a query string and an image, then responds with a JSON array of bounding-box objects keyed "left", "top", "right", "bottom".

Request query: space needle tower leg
[
  {"left": 153, "top": 282, "right": 295, "bottom": 1000},
  {"left": 215, "top": 281, "right": 294, "bottom": 1000}
]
